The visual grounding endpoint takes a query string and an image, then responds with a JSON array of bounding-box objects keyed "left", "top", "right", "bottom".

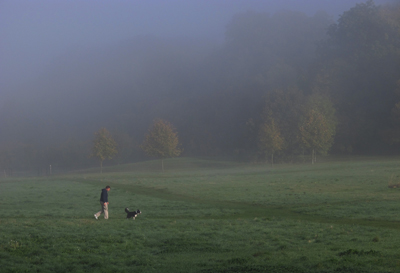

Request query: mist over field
[{"left": 0, "top": 0, "right": 399, "bottom": 172}]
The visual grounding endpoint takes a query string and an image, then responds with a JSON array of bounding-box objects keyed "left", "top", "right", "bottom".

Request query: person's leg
[
  {"left": 94, "top": 201, "right": 104, "bottom": 219},
  {"left": 104, "top": 203, "right": 109, "bottom": 219}
]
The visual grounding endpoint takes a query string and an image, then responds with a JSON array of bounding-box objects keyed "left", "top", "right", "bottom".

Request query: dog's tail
[{"left": 125, "top": 207, "right": 130, "bottom": 213}]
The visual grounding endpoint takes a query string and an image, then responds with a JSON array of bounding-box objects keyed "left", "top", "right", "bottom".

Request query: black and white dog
[{"left": 125, "top": 208, "right": 141, "bottom": 220}]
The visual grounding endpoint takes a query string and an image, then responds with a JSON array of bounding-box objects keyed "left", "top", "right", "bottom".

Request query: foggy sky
[{"left": 0, "top": 0, "right": 395, "bottom": 94}]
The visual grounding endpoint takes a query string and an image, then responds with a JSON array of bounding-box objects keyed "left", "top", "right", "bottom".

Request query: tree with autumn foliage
[
  {"left": 91, "top": 128, "right": 118, "bottom": 173},
  {"left": 299, "top": 107, "right": 336, "bottom": 164},
  {"left": 258, "top": 114, "right": 284, "bottom": 165},
  {"left": 141, "top": 119, "right": 181, "bottom": 171}
]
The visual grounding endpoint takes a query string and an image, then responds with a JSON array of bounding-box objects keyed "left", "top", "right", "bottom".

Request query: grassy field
[{"left": 1, "top": 157, "right": 400, "bottom": 272}]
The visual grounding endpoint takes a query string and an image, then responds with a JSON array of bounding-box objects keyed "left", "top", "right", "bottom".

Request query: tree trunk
[
  {"left": 161, "top": 159, "right": 164, "bottom": 172},
  {"left": 100, "top": 160, "right": 103, "bottom": 174},
  {"left": 271, "top": 153, "right": 274, "bottom": 165},
  {"left": 311, "top": 149, "right": 315, "bottom": 164},
  {"left": 311, "top": 149, "right": 317, "bottom": 164}
]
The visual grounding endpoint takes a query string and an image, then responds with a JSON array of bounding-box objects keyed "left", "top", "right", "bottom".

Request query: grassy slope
[{"left": 1, "top": 157, "right": 400, "bottom": 272}]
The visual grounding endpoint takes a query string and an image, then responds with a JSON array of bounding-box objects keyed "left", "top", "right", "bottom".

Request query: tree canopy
[
  {"left": 258, "top": 114, "right": 284, "bottom": 164},
  {"left": 141, "top": 120, "right": 181, "bottom": 171},
  {"left": 91, "top": 128, "right": 118, "bottom": 173}
]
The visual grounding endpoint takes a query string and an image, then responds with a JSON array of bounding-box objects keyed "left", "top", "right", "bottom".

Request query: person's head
[{"left": 106, "top": 186, "right": 111, "bottom": 191}]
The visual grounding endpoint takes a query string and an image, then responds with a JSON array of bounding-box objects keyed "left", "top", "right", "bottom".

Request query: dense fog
[{"left": 0, "top": 0, "right": 399, "bottom": 173}]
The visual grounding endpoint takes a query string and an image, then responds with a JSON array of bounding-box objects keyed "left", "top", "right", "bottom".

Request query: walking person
[{"left": 94, "top": 186, "right": 111, "bottom": 219}]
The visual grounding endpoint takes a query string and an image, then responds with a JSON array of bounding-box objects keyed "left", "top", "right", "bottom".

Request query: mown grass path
[{"left": 73, "top": 176, "right": 400, "bottom": 231}]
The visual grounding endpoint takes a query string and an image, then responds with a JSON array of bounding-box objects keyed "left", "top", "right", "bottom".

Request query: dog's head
[{"left": 136, "top": 209, "right": 141, "bottom": 214}]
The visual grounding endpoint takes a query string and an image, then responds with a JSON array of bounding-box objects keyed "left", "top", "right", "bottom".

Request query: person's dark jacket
[{"left": 100, "top": 188, "right": 108, "bottom": 203}]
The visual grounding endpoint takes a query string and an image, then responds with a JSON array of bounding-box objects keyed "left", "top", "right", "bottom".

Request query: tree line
[
  {"left": 92, "top": 120, "right": 181, "bottom": 173},
  {"left": 1, "top": 1, "right": 400, "bottom": 173}
]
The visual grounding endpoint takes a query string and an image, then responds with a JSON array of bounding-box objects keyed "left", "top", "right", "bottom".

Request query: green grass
[{"left": 2, "top": 157, "right": 400, "bottom": 272}]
